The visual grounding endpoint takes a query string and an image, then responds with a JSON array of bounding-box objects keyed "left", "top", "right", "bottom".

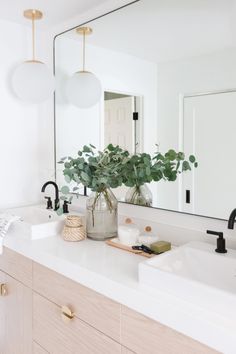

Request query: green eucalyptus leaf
[
  {"left": 189, "top": 155, "right": 196, "bottom": 163},
  {"left": 81, "top": 171, "right": 90, "bottom": 182},
  {"left": 182, "top": 161, "right": 191, "bottom": 171},
  {"left": 64, "top": 162, "right": 72, "bottom": 169},
  {"left": 165, "top": 149, "right": 177, "bottom": 161},
  {"left": 83, "top": 145, "right": 92, "bottom": 153},
  {"left": 65, "top": 175, "right": 71, "bottom": 183},
  {"left": 61, "top": 186, "right": 70, "bottom": 195},
  {"left": 73, "top": 174, "right": 80, "bottom": 182},
  {"left": 177, "top": 152, "right": 185, "bottom": 160},
  {"left": 56, "top": 207, "right": 64, "bottom": 216},
  {"left": 146, "top": 166, "right": 151, "bottom": 176}
]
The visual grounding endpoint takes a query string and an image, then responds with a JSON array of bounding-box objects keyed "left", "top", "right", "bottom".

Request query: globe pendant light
[
  {"left": 12, "top": 9, "right": 55, "bottom": 104},
  {"left": 66, "top": 27, "right": 102, "bottom": 108}
]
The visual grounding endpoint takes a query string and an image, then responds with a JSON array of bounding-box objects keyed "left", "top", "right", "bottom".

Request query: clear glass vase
[
  {"left": 86, "top": 188, "right": 118, "bottom": 240},
  {"left": 125, "top": 184, "right": 152, "bottom": 207}
]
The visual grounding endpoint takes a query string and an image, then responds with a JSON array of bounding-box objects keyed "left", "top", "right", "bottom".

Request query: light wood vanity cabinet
[
  {"left": 0, "top": 248, "right": 220, "bottom": 354},
  {"left": 33, "top": 341, "right": 49, "bottom": 354},
  {"left": 121, "top": 347, "right": 135, "bottom": 353},
  {"left": 0, "top": 249, "right": 33, "bottom": 354},
  {"left": 121, "top": 306, "right": 219, "bottom": 354}
]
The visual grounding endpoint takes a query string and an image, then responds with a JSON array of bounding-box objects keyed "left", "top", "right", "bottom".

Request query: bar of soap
[{"left": 150, "top": 241, "right": 171, "bottom": 254}]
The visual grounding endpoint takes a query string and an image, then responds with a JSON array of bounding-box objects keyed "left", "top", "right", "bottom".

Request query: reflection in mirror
[
  {"left": 55, "top": 0, "right": 236, "bottom": 220},
  {"left": 104, "top": 92, "right": 142, "bottom": 154}
]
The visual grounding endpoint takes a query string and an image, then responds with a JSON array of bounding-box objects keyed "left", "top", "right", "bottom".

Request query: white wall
[
  {"left": 156, "top": 48, "right": 236, "bottom": 212},
  {"left": 0, "top": 19, "right": 54, "bottom": 209}
]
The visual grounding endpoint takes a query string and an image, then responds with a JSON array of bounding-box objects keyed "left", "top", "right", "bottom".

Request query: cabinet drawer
[
  {"left": 0, "top": 247, "right": 32, "bottom": 287},
  {"left": 33, "top": 262, "right": 121, "bottom": 342},
  {"left": 33, "top": 293, "right": 121, "bottom": 354},
  {"left": 121, "top": 306, "right": 219, "bottom": 354}
]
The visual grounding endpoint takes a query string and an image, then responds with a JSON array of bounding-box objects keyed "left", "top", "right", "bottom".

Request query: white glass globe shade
[
  {"left": 12, "top": 61, "right": 55, "bottom": 103},
  {"left": 66, "top": 71, "right": 102, "bottom": 108}
]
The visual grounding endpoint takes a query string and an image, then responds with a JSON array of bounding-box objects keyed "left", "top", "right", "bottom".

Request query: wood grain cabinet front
[
  {"left": 33, "top": 293, "right": 121, "bottom": 354},
  {"left": 0, "top": 270, "right": 32, "bottom": 354},
  {"left": 33, "top": 341, "right": 49, "bottom": 354},
  {"left": 0, "top": 248, "right": 222, "bottom": 354},
  {"left": 121, "top": 306, "right": 220, "bottom": 354},
  {"left": 121, "top": 346, "right": 135, "bottom": 353},
  {"left": 33, "top": 262, "right": 121, "bottom": 342},
  {"left": 0, "top": 247, "right": 32, "bottom": 288}
]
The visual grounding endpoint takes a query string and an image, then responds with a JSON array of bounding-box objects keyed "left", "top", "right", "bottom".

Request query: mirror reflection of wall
[{"left": 55, "top": 0, "right": 236, "bottom": 220}]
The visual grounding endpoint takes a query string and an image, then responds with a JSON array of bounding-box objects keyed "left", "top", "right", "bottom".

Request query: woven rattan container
[{"left": 62, "top": 215, "right": 86, "bottom": 242}]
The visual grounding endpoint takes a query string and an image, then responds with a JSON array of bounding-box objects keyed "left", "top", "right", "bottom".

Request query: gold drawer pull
[
  {"left": 61, "top": 305, "right": 74, "bottom": 323},
  {"left": 0, "top": 283, "right": 7, "bottom": 296}
]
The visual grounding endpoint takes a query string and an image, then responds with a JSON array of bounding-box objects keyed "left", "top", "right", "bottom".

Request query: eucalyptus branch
[{"left": 58, "top": 145, "right": 198, "bottom": 210}]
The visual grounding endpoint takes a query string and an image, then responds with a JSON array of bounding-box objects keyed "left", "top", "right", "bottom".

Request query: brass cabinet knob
[
  {"left": 0, "top": 283, "right": 7, "bottom": 296},
  {"left": 61, "top": 305, "right": 74, "bottom": 323}
]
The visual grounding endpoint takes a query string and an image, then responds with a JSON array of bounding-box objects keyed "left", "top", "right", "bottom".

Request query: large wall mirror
[{"left": 54, "top": 0, "right": 236, "bottom": 220}]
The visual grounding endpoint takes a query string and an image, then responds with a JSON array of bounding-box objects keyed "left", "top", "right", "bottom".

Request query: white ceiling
[
  {"left": 3, "top": 0, "right": 236, "bottom": 62},
  {"left": 0, "top": 0, "right": 108, "bottom": 28},
  {"left": 62, "top": 0, "right": 236, "bottom": 63}
]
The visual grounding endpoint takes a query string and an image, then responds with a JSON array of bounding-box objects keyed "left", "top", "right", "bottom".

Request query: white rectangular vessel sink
[
  {"left": 7, "top": 205, "right": 65, "bottom": 240},
  {"left": 139, "top": 241, "right": 236, "bottom": 319}
]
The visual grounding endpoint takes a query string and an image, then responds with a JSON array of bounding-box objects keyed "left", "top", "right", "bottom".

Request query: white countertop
[{"left": 3, "top": 232, "right": 235, "bottom": 354}]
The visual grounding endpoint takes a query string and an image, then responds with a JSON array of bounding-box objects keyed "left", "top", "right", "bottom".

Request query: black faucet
[
  {"left": 41, "top": 181, "right": 60, "bottom": 211},
  {"left": 206, "top": 230, "right": 227, "bottom": 253},
  {"left": 228, "top": 208, "right": 236, "bottom": 229}
]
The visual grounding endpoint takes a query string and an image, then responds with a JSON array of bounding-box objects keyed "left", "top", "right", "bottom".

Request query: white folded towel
[{"left": 0, "top": 213, "right": 21, "bottom": 254}]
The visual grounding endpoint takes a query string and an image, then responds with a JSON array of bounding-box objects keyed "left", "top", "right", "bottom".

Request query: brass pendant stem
[
  {"left": 76, "top": 27, "right": 93, "bottom": 72},
  {"left": 23, "top": 9, "right": 43, "bottom": 61},
  {"left": 32, "top": 16, "right": 35, "bottom": 61},
  {"left": 83, "top": 31, "right": 86, "bottom": 71}
]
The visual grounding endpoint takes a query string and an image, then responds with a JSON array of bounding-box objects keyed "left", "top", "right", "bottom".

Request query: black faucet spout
[
  {"left": 41, "top": 181, "right": 60, "bottom": 211},
  {"left": 228, "top": 208, "right": 236, "bottom": 229}
]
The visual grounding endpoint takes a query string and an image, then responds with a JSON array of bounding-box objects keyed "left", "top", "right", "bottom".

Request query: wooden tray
[{"left": 106, "top": 237, "right": 155, "bottom": 258}]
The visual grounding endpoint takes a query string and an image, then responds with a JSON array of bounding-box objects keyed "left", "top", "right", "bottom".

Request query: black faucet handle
[
  {"left": 44, "top": 196, "right": 53, "bottom": 209},
  {"left": 206, "top": 230, "right": 227, "bottom": 253},
  {"left": 206, "top": 230, "right": 223, "bottom": 238},
  {"left": 63, "top": 200, "right": 71, "bottom": 214}
]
